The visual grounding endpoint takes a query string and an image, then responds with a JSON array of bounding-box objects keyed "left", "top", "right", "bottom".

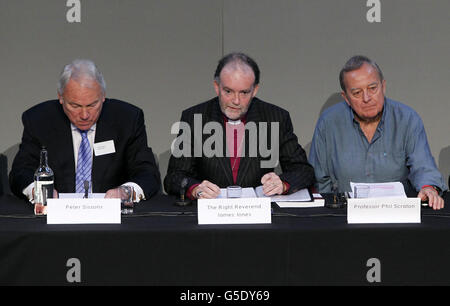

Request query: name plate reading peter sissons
[
  {"left": 47, "top": 198, "right": 121, "bottom": 224},
  {"left": 198, "top": 197, "right": 271, "bottom": 225},
  {"left": 347, "top": 197, "right": 421, "bottom": 224}
]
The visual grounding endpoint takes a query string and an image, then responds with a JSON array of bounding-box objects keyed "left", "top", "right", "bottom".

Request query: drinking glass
[{"left": 119, "top": 185, "right": 134, "bottom": 214}]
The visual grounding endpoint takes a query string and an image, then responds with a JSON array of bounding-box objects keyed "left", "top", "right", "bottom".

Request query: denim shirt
[{"left": 309, "top": 98, "right": 447, "bottom": 194}]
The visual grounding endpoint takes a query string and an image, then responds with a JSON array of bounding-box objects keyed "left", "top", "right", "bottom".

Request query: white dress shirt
[{"left": 23, "top": 123, "right": 145, "bottom": 202}]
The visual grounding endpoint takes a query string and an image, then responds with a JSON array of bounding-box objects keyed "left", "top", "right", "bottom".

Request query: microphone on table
[
  {"left": 175, "top": 178, "right": 191, "bottom": 206},
  {"left": 83, "top": 181, "right": 89, "bottom": 199},
  {"left": 325, "top": 181, "right": 347, "bottom": 209}
]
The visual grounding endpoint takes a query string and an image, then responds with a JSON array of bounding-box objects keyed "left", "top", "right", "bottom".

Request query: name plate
[
  {"left": 347, "top": 197, "right": 421, "bottom": 224},
  {"left": 47, "top": 198, "right": 121, "bottom": 224},
  {"left": 198, "top": 197, "right": 271, "bottom": 225}
]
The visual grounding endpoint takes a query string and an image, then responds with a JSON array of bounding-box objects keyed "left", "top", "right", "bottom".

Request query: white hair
[{"left": 57, "top": 59, "right": 106, "bottom": 95}]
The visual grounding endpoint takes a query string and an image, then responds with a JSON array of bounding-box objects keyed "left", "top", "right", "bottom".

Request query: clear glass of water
[{"left": 119, "top": 185, "right": 134, "bottom": 214}]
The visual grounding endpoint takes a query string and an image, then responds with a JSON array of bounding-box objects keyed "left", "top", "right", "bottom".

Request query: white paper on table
[
  {"left": 217, "top": 188, "right": 257, "bottom": 198},
  {"left": 349, "top": 182, "right": 407, "bottom": 198},
  {"left": 312, "top": 193, "right": 323, "bottom": 199},
  {"left": 276, "top": 199, "right": 324, "bottom": 208},
  {"left": 58, "top": 193, "right": 106, "bottom": 199},
  {"left": 254, "top": 186, "right": 311, "bottom": 202}
]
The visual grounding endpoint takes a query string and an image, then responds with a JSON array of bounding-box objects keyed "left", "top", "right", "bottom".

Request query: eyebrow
[
  {"left": 68, "top": 99, "right": 100, "bottom": 107},
  {"left": 350, "top": 82, "right": 378, "bottom": 91},
  {"left": 222, "top": 86, "right": 252, "bottom": 92}
]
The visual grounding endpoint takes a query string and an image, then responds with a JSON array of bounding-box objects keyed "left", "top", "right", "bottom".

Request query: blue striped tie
[{"left": 75, "top": 130, "right": 92, "bottom": 193}]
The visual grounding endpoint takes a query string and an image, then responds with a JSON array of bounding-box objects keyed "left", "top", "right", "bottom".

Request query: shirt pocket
[{"left": 377, "top": 151, "right": 408, "bottom": 181}]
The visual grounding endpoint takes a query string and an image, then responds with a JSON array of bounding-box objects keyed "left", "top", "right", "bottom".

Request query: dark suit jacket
[
  {"left": 164, "top": 97, "right": 315, "bottom": 195},
  {"left": 9, "top": 99, "right": 161, "bottom": 199}
]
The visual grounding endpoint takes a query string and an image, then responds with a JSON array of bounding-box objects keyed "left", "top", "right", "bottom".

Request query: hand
[
  {"left": 192, "top": 180, "right": 221, "bottom": 199},
  {"left": 261, "top": 172, "right": 285, "bottom": 196},
  {"left": 418, "top": 186, "right": 444, "bottom": 210},
  {"left": 105, "top": 186, "right": 136, "bottom": 201},
  {"left": 105, "top": 188, "right": 121, "bottom": 199}
]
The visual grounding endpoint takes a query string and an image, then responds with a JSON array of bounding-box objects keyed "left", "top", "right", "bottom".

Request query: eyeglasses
[{"left": 348, "top": 82, "right": 380, "bottom": 99}]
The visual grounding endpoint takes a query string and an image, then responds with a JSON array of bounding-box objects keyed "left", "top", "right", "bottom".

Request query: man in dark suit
[
  {"left": 164, "top": 52, "right": 314, "bottom": 199},
  {"left": 9, "top": 59, "right": 160, "bottom": 203}
]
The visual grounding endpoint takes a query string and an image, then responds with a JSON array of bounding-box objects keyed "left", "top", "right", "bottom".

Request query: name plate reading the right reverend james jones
[
  {"left": 347, "top": 197, "right": 421, "bottom": 224},
  {"left": 198, "top": 197, "right": 271, "bottom": 225}
]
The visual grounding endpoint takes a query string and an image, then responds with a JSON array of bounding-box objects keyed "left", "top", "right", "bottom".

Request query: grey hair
[
  {"left": 339, "top": 55, "right": 384, "bottom": 92},
  {"left": 57, "top": 59, "right": 106, "bottom": 95}
]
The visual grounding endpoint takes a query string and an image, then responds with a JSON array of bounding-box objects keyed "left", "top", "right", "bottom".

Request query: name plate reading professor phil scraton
[
  {"left": 347, "top": 197, "right": 421, "bottom": 224},
  {"left": 46, "top": 198, "right": 121, "bottom": 224},
  {"left": 198, "top": 197, "right": 271, "bottom": 225}
]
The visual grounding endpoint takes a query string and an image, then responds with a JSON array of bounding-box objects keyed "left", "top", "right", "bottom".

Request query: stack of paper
[
  {"left": 349, "top": 182, "right": 407, "bottom": 198},
  {"left": 255, "top": 186, "right": 323, "bottom": 208}
]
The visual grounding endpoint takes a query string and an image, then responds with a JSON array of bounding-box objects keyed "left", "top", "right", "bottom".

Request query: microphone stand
[
  {"left": 175, "top": 178, "right": 192, "bottom": 206},
  {"left": 325, "top": 181, "right": 347, "bottom": 209},
  {"left": 83, "top": 181, "right": 89, "bottom": 199}
]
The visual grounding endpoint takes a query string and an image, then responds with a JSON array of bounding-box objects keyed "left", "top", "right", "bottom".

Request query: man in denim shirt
[{"left": 309, "top": 55, "right": 447, "bottom": 210}]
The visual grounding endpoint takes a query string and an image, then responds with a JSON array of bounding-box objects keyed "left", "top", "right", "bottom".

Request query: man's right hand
[{"left": 191, "top": 180, "right": 221, "bottom": 199}]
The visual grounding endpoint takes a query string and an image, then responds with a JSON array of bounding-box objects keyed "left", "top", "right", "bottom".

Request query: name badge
[
  {"left": 347, "top": 197, "right": 421, "bottom": 224},
  {"left": 94, "top": 140, "right": 115, "bottom": 156},
  {"left": 198, "top": 197, "right": 271, "bottom": 225},
  {"left": 47, "top": 198, "right": 121, "bottom": 224}
]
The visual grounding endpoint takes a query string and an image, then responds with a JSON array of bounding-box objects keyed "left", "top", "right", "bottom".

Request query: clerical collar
[
  {"left": 227, "top": 119, "right": 242, "bottom": 125},
  {"left": 223, "top": 114, "right": 247, "bottom": 125}
]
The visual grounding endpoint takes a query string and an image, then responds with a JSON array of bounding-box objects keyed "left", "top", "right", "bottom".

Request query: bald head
[
  {"left": 220, "top": 61, "right": 255, "bottom": 85},
  {"left": 214, "top": 52, "right": 260, "bottom": 86}
]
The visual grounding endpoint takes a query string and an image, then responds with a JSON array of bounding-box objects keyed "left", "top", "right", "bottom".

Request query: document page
[
  {"left": 217, "top": 188, "right": 257, "bottom": 198},
  {"left": 255, "top": 186, "right": 312, "bottom": 202},
  {"left": 350, "top": 182, "right": 407, "bottom": 198},
  {"left": 275, "top": 200, "right": 324, "bottom": 208}
]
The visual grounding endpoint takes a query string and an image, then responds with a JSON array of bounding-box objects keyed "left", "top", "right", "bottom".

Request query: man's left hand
[
  {"left": 418, "top": 186, "right": 444, "bottom": 210},
  {"left": 261, "top": 172, "right": 285, "bottom": 196},
  {"left": 105, "top": 188, "right": 121, "bottom": 199},
  {"left": 105, "top": 186, "right": 135, "bottom": 201}
]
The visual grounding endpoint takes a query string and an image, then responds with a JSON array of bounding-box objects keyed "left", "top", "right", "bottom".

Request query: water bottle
[{"left": 33, "top": 146, "right": 54, "bottom": 215}]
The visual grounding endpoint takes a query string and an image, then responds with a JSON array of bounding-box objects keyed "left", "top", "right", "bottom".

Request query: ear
[
  {"left": 341, "top": 91, "right": 350, "bottom": 106},
  {"left": 251, "top": 84, "right": 260, "bottom": 97},
  {"left": 213, "top": 80, "right": 220, "bottom": 96},
  {"left": 381, "top": 79, "right": 386, "bottom": 96},
  {"left": 58, "top": 92, "right": 64, "bottom": 105}
]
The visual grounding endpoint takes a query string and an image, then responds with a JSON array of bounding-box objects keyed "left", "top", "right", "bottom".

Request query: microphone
[
  {"left": 175, "top": 178, "right": 191, "bottom": 206},
  {"left": 325, "top": 181, "right": 347, "bottom": 209},
  {"left": 83, "top": 181, "right": 89, "bottom": 199},
  {"left": 180, "top": 178, "right": 188, "bottom": 201}
]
